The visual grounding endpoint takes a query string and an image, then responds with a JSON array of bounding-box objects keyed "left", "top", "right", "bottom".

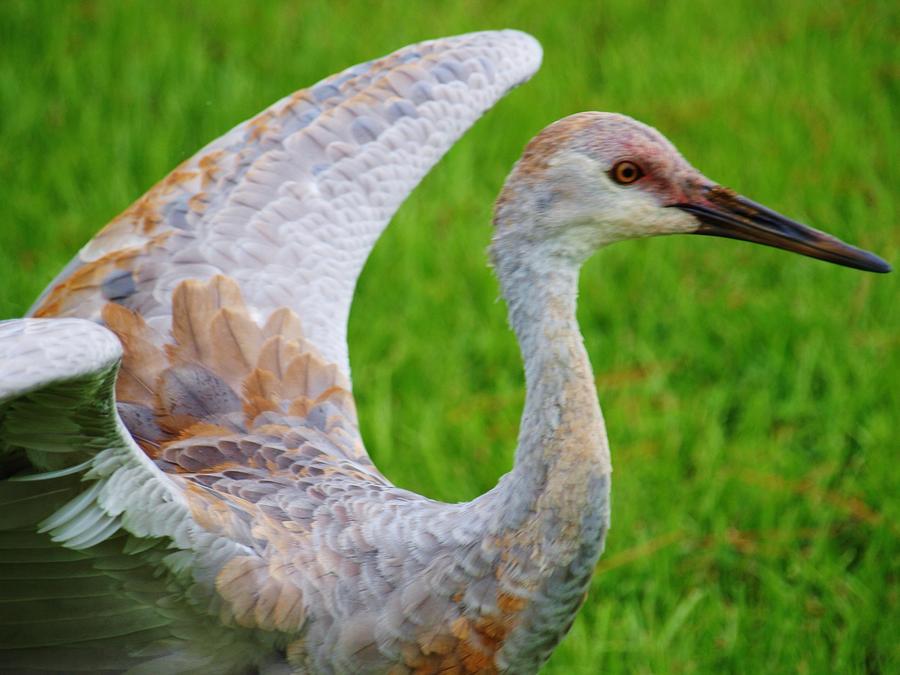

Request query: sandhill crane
[{"left": 0, "top": 30, "right": 888, "bottom": 674}]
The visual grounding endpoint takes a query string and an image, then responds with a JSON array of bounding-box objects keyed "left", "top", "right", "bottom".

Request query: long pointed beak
[{"left": 671, "top": 185, "right": 891, "bottom": 273}]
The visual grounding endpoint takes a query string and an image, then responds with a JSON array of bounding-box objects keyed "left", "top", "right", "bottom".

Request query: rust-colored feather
[
  {"left": 283, "top": 353, "right": 345, "bottom": 401},
  {"left": 286, "top": 397, "right": 315, "bottom": 419},
  {"left": 257, "top": 335, "right": 303, "bottom": 381},
  {"left": 175, "top": 422, "right": 236, "bottom": 441},
  {"left": 210, "top": 307, "right": 263, "bottom": 388},
  {"left": 170, "top": 275, "right": 246, "bottom": 365},
  {"left": 101, "top": 303, "right": 167, "bottom": 407},
  {"left": 242, "top": 368, "right": 282, "bottom": 421},
  {"left": 262, "top": 307, "right": 305, "bottom": 342}
]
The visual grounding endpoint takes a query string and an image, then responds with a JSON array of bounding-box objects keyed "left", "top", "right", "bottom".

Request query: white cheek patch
[{"left": 580, "top": 174, "right": 701, "bottom": 242}]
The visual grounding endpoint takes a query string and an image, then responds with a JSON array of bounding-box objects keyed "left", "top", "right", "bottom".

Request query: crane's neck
[
  {"left": 493, "top": 241, "right": 611, "bottom": 532},
  {"left": 482, "top": 233, "right": 612, "bottom": 670}
]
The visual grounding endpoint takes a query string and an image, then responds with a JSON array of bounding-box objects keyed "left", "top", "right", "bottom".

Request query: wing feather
[
  {"left": 100, "top": 303, "right": 167, "bottom": 407},
  {"left": 6, "top": 31, "right": 548, "bottom": 672},
  {"left": 0, "top": 319, "right": 278, "bottom": 671},
  {"left": 29, "top": 30, "right": 543, "bottom": 377}
]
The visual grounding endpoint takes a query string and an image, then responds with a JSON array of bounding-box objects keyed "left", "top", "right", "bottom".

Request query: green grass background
[{"left": 1, "top": 1, "right": 897, "bottom": 672}]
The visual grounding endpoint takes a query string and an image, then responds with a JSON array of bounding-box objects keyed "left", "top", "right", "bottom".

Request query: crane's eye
[{"left": 610, "top": 160, "right": 644, "bottom": 185}]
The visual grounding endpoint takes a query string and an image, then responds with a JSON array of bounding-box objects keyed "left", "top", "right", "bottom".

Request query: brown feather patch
[
  {"left": 170, "top": 275, "right": 246, "bottom": 365},
  {"left": 262, "top": 307, "right": 305, "bottom": 342},
  {"left": 102, "top": 303, "right": 167, "bottom": 407},
  {"left": 257, "top": 336, "right": 303, "bottom": 381},
  {"left": 97, "top": 275, "right": 363, "bottom": 482},
  {"left": 242, "top": 368, "right": 282, "bottom": 421},
  {"left": 283, "top": 353, "right": 345, "bottom": 401},
  {"left": 210, "top": 307, "right": 263, "bottom": 387}
]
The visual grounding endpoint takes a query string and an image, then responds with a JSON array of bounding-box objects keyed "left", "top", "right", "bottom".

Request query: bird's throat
[
  {"left": 504, "top": 252, "right": 610, "bottom": 466},
  {"left": 491, "top": 245, "right": 611, "bottom": 534},
  {"left": 486, "top": 246, "right": 612, "bottom": 670}
]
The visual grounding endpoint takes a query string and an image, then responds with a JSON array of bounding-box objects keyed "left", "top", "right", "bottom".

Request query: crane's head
[{"left": 492, "top": 112, "right": 890, "bottom": 273}]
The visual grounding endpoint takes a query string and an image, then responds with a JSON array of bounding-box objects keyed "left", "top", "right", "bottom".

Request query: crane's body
[{"left": 0, "top": 30, "right": 887, "bottom": 674}]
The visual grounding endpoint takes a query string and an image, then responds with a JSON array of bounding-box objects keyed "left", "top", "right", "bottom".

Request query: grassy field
[{"left": 1, "top": 1, "right": 897, "bottom": 672}]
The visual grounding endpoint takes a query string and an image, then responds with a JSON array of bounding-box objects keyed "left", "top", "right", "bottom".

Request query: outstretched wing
[
  {"left": 0, "top": 318, "right": 277, "bottom": 673},
  {"left": 4, "top": 31, "right": 546, "bottom": 671},
  {"left": 30, "top": 30, "right": 543, "bottom": 376}
]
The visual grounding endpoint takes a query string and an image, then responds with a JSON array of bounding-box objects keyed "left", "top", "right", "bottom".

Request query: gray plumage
[{"left": 1, "top": 28, "right": 888, "bottom": 675}]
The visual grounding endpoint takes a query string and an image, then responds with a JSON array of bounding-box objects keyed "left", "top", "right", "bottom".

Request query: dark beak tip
[
  {"left": 853, "top": 245, "right": 893, "bottom": 274},
  {"left": 870, "top": 257, "right": 892, "bottom": 274},
  {"left": 844, "top": 247, "right": 892, "bottom": 273}
]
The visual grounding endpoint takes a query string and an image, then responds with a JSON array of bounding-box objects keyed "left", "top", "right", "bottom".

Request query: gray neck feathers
[
  {"left": 487, "top": 209, "right": 612, "bottom": 530},
  {"left": 486, "top": 215, "right": 612, "bottom": 672}
]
